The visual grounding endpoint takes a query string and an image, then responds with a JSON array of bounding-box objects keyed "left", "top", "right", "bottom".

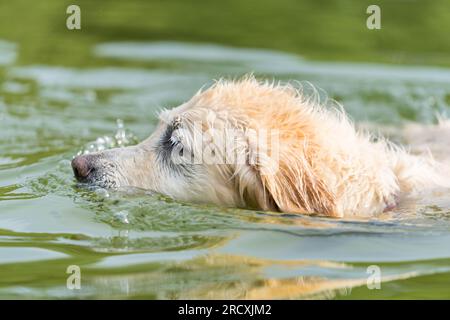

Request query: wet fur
[{"left": 76, "top": 76, "right": 450, "bottom": 218}]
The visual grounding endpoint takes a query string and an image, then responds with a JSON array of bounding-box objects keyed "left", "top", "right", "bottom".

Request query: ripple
[{"left": 0, "top": 247, "right": 67, "bottom": 264}]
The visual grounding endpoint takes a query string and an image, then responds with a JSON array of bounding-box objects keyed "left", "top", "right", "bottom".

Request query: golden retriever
[{"left": 71, "top": 76, "right": 450, "bottom": 218}]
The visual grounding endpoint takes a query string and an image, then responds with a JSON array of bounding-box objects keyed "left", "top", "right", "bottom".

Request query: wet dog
[{"left": 72, "top": 77, "right": 450, "bottom": 218}]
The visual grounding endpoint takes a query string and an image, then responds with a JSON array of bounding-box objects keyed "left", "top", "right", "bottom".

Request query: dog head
[{"left": 72, "top": 77, "right": 338, "bottom": 216}]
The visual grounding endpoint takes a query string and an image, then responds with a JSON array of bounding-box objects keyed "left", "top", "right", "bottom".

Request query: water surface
[{"left": 0, "top": 40, "right": 449, "bottom": 299}]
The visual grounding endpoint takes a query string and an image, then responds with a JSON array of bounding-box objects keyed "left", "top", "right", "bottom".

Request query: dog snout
[{"left": 72, "top": 155, "right": 94, "bottom": 182}]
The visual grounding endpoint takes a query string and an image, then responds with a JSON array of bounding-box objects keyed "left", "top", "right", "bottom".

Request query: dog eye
[
  {"left": 169, "top": 132, "right": 180, "bottom": 145},
  {"left": 172, "top": 141, "right": 184, "bottom": 158},
  {"left": 169, "top": 136, "right": 183, "bottom": 151},
  {"left": 159, "top": 123, "right": 183, "bottom": 153}
]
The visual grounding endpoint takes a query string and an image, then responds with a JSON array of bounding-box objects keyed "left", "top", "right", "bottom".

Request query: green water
[{"left": 0, "top": 1, "right": 450, "bottom": 299}]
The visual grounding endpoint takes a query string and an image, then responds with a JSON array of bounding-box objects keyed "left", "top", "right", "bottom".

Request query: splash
[{"left": 77, "top": 119, "right": 140, "bottom": 155}]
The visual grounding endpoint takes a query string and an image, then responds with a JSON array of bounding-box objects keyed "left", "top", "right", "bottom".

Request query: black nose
[{"left": 71, "top": 155, "right": 93, "bottom": 182}]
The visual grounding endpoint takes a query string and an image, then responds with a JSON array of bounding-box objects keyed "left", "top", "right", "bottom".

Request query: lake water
[{"left": 0, "top": 40, "right": 449, "bottom": 299}]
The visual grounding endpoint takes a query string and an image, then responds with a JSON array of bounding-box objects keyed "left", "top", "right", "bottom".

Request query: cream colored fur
[
  {"left": 80, "top": 76, "right": 450, "bottom": 218},
  {"left": 162, "top": 77, "right": 448, "bottom": 217}
]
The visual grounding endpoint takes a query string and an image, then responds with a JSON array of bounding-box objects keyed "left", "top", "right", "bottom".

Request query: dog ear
[
  {"left": 260, "top": 153, "right": 337, "bottom": 217},
  {"left": 242, "top": 131, "right": 338, "bottom": 217}
]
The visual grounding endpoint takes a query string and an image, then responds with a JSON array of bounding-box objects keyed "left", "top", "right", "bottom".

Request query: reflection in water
[
  {"left": 88, "top": 254, "right": 352, "bottom": 299},
  {"left": 85, "top": 254, "right": 442, "bottom": 299}
]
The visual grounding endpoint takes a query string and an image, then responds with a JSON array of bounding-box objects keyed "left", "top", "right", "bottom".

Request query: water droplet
[
  {"left": 75, "top": 119, "right": 139, "bottom": 155},
  {"left": 94, "top": 188, "right": 110, "bottom": 198},
  {"left": 114, "top": 210, "right": 129, "bottom": 224}
]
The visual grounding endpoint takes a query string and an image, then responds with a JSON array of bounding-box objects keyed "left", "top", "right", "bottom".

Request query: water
[{"left": 0, "top": 40, "right": 450, "bottom": 299}]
